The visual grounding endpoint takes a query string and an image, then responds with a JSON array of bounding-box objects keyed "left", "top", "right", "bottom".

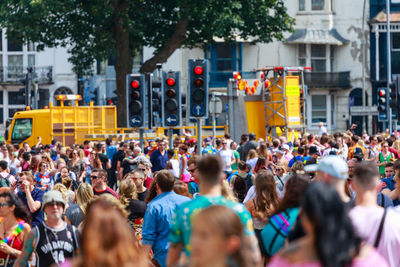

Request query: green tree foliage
[{"left": 0, "top": 0, "right": 294, "bottom": 126}]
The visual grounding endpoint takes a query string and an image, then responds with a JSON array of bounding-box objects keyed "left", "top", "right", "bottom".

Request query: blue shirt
[
  {"left": 380, "top": 176, "right": 399, "bottom": 206},
  {"left": 202, "top": 144, "right": 217, "bottom": 155},
  {"left": 17, "top": 187, "right": 44, "bottom": 227},
  {"left": 142, "top": 191, "right": 190, "bottom": 267},
  {"left": 288, "top": 156, "right": 303, "bottom": 168},
  {"left": 106, "top": 145, "right": 117, "bottom": 162},
  {"left": 150, "top": 149, "right": 169, "bottom": 172}
]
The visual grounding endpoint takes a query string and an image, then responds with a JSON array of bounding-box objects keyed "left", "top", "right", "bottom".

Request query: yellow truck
[{"left": 5, "top": 95, "right": 119, "bottom": 147}]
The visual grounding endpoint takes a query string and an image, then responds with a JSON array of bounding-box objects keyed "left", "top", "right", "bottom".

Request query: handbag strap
[{"left": 374, "top": 208, "right": 387, "bottom": 248}]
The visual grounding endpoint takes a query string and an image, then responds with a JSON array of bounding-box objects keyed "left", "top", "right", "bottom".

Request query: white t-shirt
[
  {"left": 218, "top": 149, "right": 234, "bottom": 172},
  {"left": 168, "top": 159, "right": 180, "bottom": 178},
  {"left": 349, "top": 206, "right": 400, "bottom": 267}
]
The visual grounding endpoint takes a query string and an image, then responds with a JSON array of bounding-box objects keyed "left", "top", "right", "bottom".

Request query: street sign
[
  {"left": 130, "top": 116, "right": 142, "bottom": 127},
  {"left": 225, "top": 103, "right": 229, "bottom": 112},
  {"left": 350, "top": 106, "right": 379, "bottom": 116},
  {"left": 192, "top": 104, "right": 205, "bottom": 116},
  {"left": 165, "top": 114, "right": 178, "bottom": 126},
  {"left": 379, "top": 113, "right": 388, "bottom": 121},
  {"left": 209, "top": 96, "right": 222, "bottom": 115}
]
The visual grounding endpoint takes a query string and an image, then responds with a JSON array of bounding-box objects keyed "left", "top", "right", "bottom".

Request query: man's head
[
  {"left": 393, "top": 159, "right": 400, "bottom": 179},
  {"left": 174, "top": 137, "right": 181, "bottom": 147},
  {"left": 305, "top": 155, "right": 348, "bottom": 184},
  {"left": 309, "top": 146, "right": 319, "bottom": 158},
  {"left": 0, "top": 161, "right": 7, "bottom": 172},
  {"left": 187, "top": 155, "right": 200, "bottom": 180},
  {"left": 296, "top": 147, "right": 305, "bottom": 156},
  {"left": 133, "top": 146, "right": 141, "bottom": 157},
  {"left": 154, "top": 170, "right": 175, "bottom": 194},
  {"left": 352, "top": 161, "right": 380, "bottom": 192},
  {"left": 136, "top": 159, "right": 151, "bottom": 177},
  {"left": 385, "top": 162, "right": 394, "bottom": 179},
  {"left": 249, "top": 133, "right": 256, "bottom": 141},
  {"left": 167, "top": 149, "right": 175, "bottom": 159},
  {"left": 240, "top": 134, "right": 249, "bottom": 144},
  {"left": 130, "top": 170, "right": 145, "bottom": 188},
  {"left": 347, "top": 158, "right": 357, "bottom": 179},
  {"left": 203, "top": 137, "right": 212, "bottom": 145},
  {"left": 318, "top": 122, "right": 324, "bottom": 128},
  {"left": 105, "top": 137, "right": 112, "bottom": 146},
  {"left": 18, "top": 172, "right": 35, "bottom": 193},
  {"left": 158, "top": 140, "right": 166, "bottom": 151},
  {"left": 91, "top": 168, "right": 108, "bottom": 188},
  {"left": 197, "top": 155, "right": 223, "bottom": 186},
  {"left": 237, "top": 161, "right": 247, "bottom": 174},
  {"left": 42, "top": 190, "right": 65, "bottom": 220}
]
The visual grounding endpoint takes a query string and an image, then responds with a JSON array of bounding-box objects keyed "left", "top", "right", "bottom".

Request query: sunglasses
[
  {"left": 90, "top": 175, "right": 101, "bottom": 180},
  {"left": 138, "top": 168, "right": 146, "bottom": 172},
  {"left": 188, "top": 168, "right": 197, "bottom": 173},
  {"left": 0, "top": 203, "right": 10, "bottom": 208},
  {"left": 46, "top": 201, "right": 64, "bottom": 207}
]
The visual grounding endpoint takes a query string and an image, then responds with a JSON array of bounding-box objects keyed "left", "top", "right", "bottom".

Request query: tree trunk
[
  {"left": 112, "top": 1, "right": 132, "bottom": 127},
  {"left": 140, "top": 20, "right": 188, "bottom": 73}
]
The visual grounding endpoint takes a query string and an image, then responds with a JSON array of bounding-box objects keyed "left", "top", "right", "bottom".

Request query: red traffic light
[
  {"left": 167, "top": 78, "right": 175, "bottom": 86},
  {"left": 131, "top": 80, "right": 139, "bottom": 89},
  {"left": 194, "top": 66, "right": 204, "bottom": 75},
  {"left": 378, "top": 89, "right": 386, "bottom": 97}
]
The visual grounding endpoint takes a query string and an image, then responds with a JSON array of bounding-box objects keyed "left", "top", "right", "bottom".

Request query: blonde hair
[
  {"left": 394, "top": 140, "right": 400, "bottom": 154},
  {"left": 221, "top": 179, "right": 238, "bottom": 202},
  {"left": 119, "top": 179, "right": 138, "bottom": 207},
  {"left": 76, "top": 183, "right": 94, "bottom": 214},
  {"left": 52, "top": 184, "right": 69, "bottom": 207},
  {"left": 247, "top": 149, "right": 257, "bottom": 160}
]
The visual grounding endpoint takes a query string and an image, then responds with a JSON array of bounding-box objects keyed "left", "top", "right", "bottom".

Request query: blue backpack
[{"left": 260, "top": 207, "right": 299, "bottom": 257}]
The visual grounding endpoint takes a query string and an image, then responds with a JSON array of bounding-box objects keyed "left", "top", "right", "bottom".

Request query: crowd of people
[{"left": 0, "top": 127, "right": 398, "bottom": 266}]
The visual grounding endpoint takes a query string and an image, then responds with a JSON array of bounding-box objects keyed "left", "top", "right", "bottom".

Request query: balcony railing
[
  {"left": 304, "top": 71, "right": 351, "bottom": 89},
  {"left": 210, "top": 71, "right": 258, "bottom": 87},
  {"left": 0, "top": 66, "right": 53, "bottom": 84}
]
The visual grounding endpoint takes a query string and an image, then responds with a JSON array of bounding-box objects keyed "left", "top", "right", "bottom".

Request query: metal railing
[
  {"left": 210, "top": 71, "right": 258, "bottom": 87},
  {"left": 304, "top": 71, "right": 351, "bottom": 89},
  {"left": 0, "top": 66, "right": 53, "bottom": 84}
]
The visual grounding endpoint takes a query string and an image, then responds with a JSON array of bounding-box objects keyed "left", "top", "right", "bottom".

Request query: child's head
[{"left": 190, "top": 205, "right": 245, "bottom": 267}]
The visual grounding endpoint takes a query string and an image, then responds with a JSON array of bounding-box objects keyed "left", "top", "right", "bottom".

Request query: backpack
[
  {"left": 243, "top": 174, "right": 253, "bottom": 193},
  {"left": 260, "top": 207, "right": 299, "bottom": 257},
  {"left": 0, "top": 174, "right": 11, "bottom": 188}
]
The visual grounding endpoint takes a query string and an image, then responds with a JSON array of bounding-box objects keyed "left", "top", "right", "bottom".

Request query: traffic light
[
  {"left": 377, "top": 87, "right": 388, "bottom": 120},
  {"left": 188, "top": 59, "right": 209, "bottom": 118},
  {"left": 151, "top": 85, "right": 163, "bottom": 127},
  {"left": 162, "top": 71, "right": 181, "bottom": 127},
  {"left": 126, "top": 74, "right": 146, "bottom": 128},
  {"left": 389, "top": 82, "right": 397, "bottom": 112},
  {"left": 87, "top": 88, "right": 98, "bottom": 104}
]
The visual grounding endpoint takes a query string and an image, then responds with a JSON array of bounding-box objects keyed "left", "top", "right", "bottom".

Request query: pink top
[{"left": 267, "top": 249, "right": 388, "bottom": 267}]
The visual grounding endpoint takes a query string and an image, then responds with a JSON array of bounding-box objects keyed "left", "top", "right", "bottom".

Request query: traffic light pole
[
  {"left": 168, "top": 128, "right": 173, "bottom": 149},
  {"left": 211, "top": 92, "right": 217, "bottom": 147},
  {"left": 387, "top": 0, "right": 393, "bottom": 133},
  {"left": 197, "top": 119, "right": 202, "bottom": 156},
  {"left": 139, "top": 129, "right": 144, "bottom": 152}
]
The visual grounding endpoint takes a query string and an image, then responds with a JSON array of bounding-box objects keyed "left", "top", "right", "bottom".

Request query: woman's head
[
  {"left": 61, "top": 176, "right": 73, "bottom": 190},
  {"left": 76, "top": 183, "right": 94, "bottom": 214},
  {"left": 191, "top": 205, "right": 245, "bottom": 267},
  {"left": 39, "top": 161, "right": 49, "bottom": 172},
  {"left": 253, "top": 157, "right": 268, "bottom": 174},
  {"left": 247, "top": 149, "right": 257, "bottom": 160},
  {"left": 301, "top": 182, "right": 361, "bottom": 267},
  {"left": 254, "top": 171, "right": 279, "bottom": 218},
  {"left": 60, "top": 167, "right": 70, "bottom": 178},
  {"left": 70, "top": 149, "right": 79, "bottom": 159},
  {"left": 78, "top": 197, "right": 147, "bottom": 267},
  {"left": 0, "top": 192, "right": 30, "bottom": 224},
  {"left": 272, "top": 173, "right": 309, "bottom": 216},
  {"left": 119, "top": 179, "right": 138, "bottom": 207}
]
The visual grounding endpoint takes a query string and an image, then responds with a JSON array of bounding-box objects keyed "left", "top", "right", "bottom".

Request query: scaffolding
[{"left": 259, "top": 66, "right": 310, "bottom": 140}]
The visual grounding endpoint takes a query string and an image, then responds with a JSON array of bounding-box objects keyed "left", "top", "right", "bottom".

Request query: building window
[
  {"left": 312, "top": 0, "right": 325, "bottom": 10},
  {"left": 311, "top": 45, "right": 326, "bottom": 72},
  {"left": 208, "top": 43, "right": 242, "bottom": 87},
  {"left": 298, "top": 44, "right": 306, "bottom": 66},
  {"left": 299, "top": 0, "right": 306, "bottom": 11},
  {"left": 392, "top": 33, "right": 400, "bottom": 74},
  {"left": 311, "top": 95, "right": 327, "bottom": 123}
]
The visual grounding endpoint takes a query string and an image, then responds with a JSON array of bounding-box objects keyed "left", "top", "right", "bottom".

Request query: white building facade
[{"left": 0, "top": 29, "right": 77, "bottom": 132}]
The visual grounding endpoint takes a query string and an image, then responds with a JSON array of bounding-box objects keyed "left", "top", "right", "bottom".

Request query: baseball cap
[
  {"left": 281, "top": 144, "right": 289, "bottom": 151},
  {"left": 203, "top": 137, "right": 212, "bottom": 144},
  {"left": 42, "top": 190, "right": 65, "bottom": 211},
  {"left": 304, "top": 155, "right": 348, "bottom": 180}
]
